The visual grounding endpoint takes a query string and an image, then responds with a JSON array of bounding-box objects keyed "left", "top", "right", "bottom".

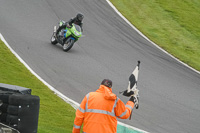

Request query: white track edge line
[
  {"left": 106, "top": 0, "right": 200, "bottom": 75},
  {"left": 0, "top": 33, "right": 148, "bottom": 133},
  {"left": 0, "top": 33, "right": 80, "bottom": 109}
]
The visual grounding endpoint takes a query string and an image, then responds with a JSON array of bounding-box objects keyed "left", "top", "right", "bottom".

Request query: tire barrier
[
  {"left": 0, "top": 83, "right": 40, "bottom": 133},
  {"left": 0, "top": 83, "right": 31, "bottom": 95},
  {"left": 0, "top": 122, "right": 20, "bottom": 133}
]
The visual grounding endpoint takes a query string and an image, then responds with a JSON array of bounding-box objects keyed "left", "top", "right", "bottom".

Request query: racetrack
[{"left": 0, "top": 0, "right": 200, "bottom": 133}]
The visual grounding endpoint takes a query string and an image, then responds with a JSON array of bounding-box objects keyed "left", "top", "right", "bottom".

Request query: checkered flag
[{"left": 120, "top": 61, "right": 140, "bottom": 109}]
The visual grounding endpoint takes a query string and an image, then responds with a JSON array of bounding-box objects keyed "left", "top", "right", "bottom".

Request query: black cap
[{"left": 101, "top": 79, "right": 112, "bottom": 88}]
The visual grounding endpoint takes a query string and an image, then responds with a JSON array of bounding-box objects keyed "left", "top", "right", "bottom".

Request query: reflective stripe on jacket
[{"left": 73, "top": 85, "right": 134, "bottom": 133}]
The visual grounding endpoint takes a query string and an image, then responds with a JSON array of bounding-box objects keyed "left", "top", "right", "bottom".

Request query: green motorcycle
[{"left": 51, "top": 20, "right": 82, "bottom": 52}]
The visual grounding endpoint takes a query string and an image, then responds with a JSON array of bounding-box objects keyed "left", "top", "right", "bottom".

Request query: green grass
[
  {"left": 109, "top": 0, "right": 200, "bottom": 71},
  {"left": 0, "top": 40, "right": 76, "bottom": 132},
  {"left": 1, "top": 1, "right": 200, "bottom": 133}
]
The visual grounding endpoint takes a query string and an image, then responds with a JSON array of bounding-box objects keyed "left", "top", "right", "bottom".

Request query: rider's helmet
[
  {"left": 101, "top": 79, "right": 112, "bottom": 88},
  {"left": 76, "top": 13, "right": 84, "bottom": 21}
]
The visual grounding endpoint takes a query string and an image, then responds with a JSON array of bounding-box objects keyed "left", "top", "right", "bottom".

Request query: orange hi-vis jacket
[{"left": 73, "top": 85, "right": 135, "bottom": 133}]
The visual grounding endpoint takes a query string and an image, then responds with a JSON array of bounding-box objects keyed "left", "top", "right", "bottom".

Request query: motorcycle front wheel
[
  {"left": 63, "top": 39, "right": 75, "bottom": 52},
  {"left": 51, "top": 34, "right": 57, "bottom": 45}
]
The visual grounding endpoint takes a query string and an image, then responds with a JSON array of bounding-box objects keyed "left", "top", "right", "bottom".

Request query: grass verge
[
  {"left": 109, "top": 0, "right": 200, "bottom": 71},
  {"left": 1, "top": 1, "right": 200, "bottom": 132},
  {"left": 0, "top": 39, "right": 75, "bottom": 132}
]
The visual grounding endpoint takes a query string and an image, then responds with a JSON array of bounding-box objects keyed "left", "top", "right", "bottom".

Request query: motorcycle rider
[
  {"left": 55, "top": 13, "right": 84, "bottom": 45},
  {"left": 66, "top": 13, "right": 84, "bottom": 32}
]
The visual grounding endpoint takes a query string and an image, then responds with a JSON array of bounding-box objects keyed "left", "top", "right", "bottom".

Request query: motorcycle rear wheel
[{"left": 63, "top": 39, "right": 75, "bottom": 52}]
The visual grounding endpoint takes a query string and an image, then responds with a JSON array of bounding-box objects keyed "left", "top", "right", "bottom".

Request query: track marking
[
  {"left": 0, "top": 33, "right": 79, "bottom": 109},
  {"left": 0, "top": 33, "right": 149, "bottom": 133},
  {"left": 106, "top": 0, "right": 200, "bottom": 75}
]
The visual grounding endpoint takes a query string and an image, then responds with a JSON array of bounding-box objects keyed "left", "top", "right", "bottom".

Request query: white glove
[
  {"left": 129, "top": 89, "right": 139, "bottom": 106},
  {"left": 132, "top": 89, "right": 139, "bottom": 97}
]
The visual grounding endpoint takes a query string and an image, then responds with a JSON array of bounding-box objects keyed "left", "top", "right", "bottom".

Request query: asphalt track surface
[{"left": 0, "top": 0, "right": 200, "bottom": 133}]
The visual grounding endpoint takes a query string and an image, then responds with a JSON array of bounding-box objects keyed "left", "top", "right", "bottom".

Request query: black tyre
[
  {"left": 0, "top": 94, "right": 10, "bottom": 103},
  {"left": 7, "top": 105, "right": 18, "bottom": 115},
  {"left": 6, "top": 114, "right": 18, "bottom": 125},
  {"left": 0, "top": 113, "right": 7, "bottom": 122},
  {"left": 51, "top": 34, "right": 57, "bottom": 45},
  {"left": 63, "top": 39, "right": 75, "bottom": 52},
  {"left": 0, "top": 103, "right": 8, "bottom": 113}
]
